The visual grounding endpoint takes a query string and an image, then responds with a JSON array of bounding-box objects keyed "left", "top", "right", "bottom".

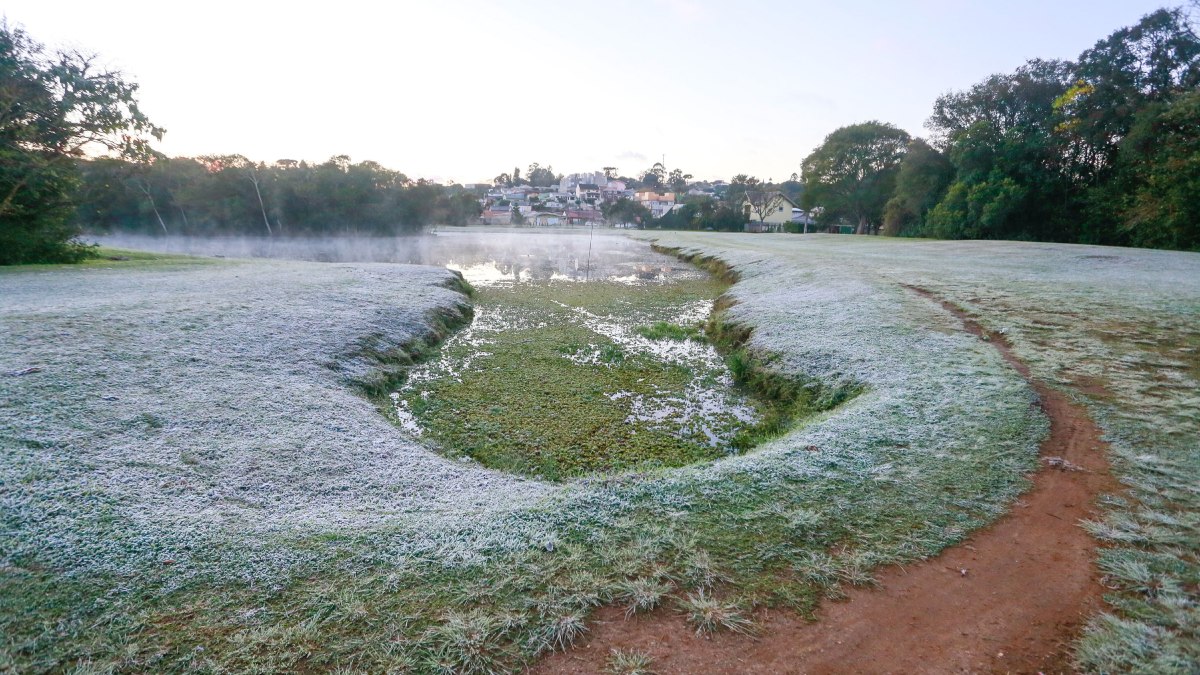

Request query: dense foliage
[
  {"left": 803, "top": 7, "right": 1200, "bottom": 250},
  {"left": 800, "top": 122, "right": 910, "bottom": 235},
  {"left": 0, "top": 22, "right": 161, "bottom": 264},
  {"left": 76, "top": 154, "right": 483, "bottom": 236}
]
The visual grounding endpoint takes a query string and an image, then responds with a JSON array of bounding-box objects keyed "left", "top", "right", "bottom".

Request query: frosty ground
[{"left": 1, "top": 234, "right": 1195, "bottom": 672}]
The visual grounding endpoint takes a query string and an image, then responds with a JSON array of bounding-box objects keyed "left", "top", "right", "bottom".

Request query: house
[
  {"left": 791, "top": 207, "right": 817, "bottom": 230},
  {"left": 481, "top": 202, "right": 514, "bottom": 225},
  {"left": 742, "top": 191, "right": 797, "bottom": 232},
  {"left": 601, "top": 180, "right": 627, "bottom": 202},
  {"left": 559, "top": 171, "right": 607, "bottom": 194},
  {"left": 565, "top": 208, "right": 604, "bottom": 225},
  {"left": 529, "top": 211, "right": 563, "bottom": 227},
  {"left": 634, "top": 188, "right": 677, "bottom": 219},
  {"left": 575, "top": 183, "right": 601, "bottom": 204}
]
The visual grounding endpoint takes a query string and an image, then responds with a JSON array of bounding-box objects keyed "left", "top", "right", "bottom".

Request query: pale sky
[{"left": 4, "top": 0, "right": 1176, "bottom": 183}]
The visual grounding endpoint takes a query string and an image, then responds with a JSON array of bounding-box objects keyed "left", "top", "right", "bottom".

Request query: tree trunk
[
  {"left": 857, "top": 215, "right": 867, "bottom": 235},
  {"left": 248, "top": 170, "right": 273, "bottom": 235},
  {"left": 138, "top": 182, "right": 168, "bottom": 234}
]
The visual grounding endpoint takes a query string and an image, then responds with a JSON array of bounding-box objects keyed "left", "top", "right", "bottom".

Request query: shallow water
[{"left": 92, "top": 229, "right": 699, "bottom": 283}]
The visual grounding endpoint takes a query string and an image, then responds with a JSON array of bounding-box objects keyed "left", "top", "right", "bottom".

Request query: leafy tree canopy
[
  {"left": 801, "top": 121, "right": 910, "bottom": 234},
  {"left": 1, "top": 21, "right": 162, "bottom": 264}
]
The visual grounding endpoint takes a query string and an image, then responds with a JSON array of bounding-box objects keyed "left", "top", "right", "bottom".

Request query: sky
[{"left": 3, "top": 0, "right": 1179, "bottom": 184}]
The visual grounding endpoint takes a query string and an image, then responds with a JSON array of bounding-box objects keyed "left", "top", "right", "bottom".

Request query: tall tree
[
  {"left": 0, "top": 21, "right": 162, "bottom": 264},
  {"left": 526, "top": 162, "right": 557, "bottom": 187},
  {"left": 1068, "top": 7, "right": 1200, "bottom": 173},
  {"left": 801, "top": 121, "right": 910, "bottom": 234},
  {"left": 668, "top": 168, "right": 693, "bottom": 192},
  {"left": 1110, "top": 89, "right": 1200, "bottom": 250}
]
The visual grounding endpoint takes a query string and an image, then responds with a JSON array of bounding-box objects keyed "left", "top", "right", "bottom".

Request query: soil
[{"left": 530, "top": 287, "right": 1116, "bottom": 675}]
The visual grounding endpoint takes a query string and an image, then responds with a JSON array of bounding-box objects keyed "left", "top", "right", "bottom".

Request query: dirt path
[{"left": 532, "top": 289, "right": 1115, "bottom": 674}]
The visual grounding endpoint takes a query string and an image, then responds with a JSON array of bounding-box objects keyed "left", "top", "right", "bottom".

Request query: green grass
[
  {"left": 396, "top": 279, "right": 828, "bottom": 480},
  {"left": 0, "top": 246, "right": 210, "bottom": 274},
  {"left": 634, "top": 321, "right": 707, "bottom": 342},
  {"left": 655, "top": 233, "right": 1200, "bottom": 672},
  {"left": 677, "top": 589, "right": 756, "bottom": 637}
]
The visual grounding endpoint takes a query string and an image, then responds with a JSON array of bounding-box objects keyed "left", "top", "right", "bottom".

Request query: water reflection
[{"left": 92, "top": 229, "right": 696, "bottom": 285}]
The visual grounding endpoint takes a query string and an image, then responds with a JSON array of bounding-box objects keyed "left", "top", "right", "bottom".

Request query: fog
[{"left": 93, "top": 228, "right": 695, "bottom": 284}]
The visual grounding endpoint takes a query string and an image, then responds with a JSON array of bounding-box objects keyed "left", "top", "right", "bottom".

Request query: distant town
[{"left": 466, "top": 166, "right": 819, "bottom": 233}]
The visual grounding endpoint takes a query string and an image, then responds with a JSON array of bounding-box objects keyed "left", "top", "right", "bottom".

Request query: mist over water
[{"left": 93, "top": 228, "right": 694, "bottom": 283}]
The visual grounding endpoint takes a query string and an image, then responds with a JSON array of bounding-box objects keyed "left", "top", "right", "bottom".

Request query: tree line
[
  {"left": 77, "top": 154, "right": 482, "bottom": 237},
  {"left": 801, "top": 7, "right": 1200, "bottom": 250}
]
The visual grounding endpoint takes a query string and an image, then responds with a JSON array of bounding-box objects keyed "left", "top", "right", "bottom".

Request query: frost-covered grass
[
  {"left": 606, "top": 647, "right": 655, "bottom": 675},
  {"left": 1, "top": 236, "right": 1054, "bottom": 671},
  {"left": 642, "top": 233, "right": 1200, "bottom": 672}
]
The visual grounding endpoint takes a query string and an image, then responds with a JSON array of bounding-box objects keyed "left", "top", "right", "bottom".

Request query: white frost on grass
[
  {"left": 0, "top": 258, "right": 553, "bottom": 579},
  {"left": 637, "top": 233, "right": 1200, "bottom": 673},
  {"left": 2, "top": 234, "right": 1055, "bottom": 594}
]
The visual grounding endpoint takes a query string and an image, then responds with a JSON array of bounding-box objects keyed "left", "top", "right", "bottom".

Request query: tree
[
  {"left": 641, "top": 162, "right": 666, "bottom": 188},
  {"left": 601, "top": 197, "right": 650, "bottom": 227},
  {"left": 778, "top": 173, "right": 805, "bottom": 203},
  {"left": 924, "top": 59, "right": 1076, "bottom": 241},
  {"left": 668, "top": 168, "right": 693, "bottom": 192},
  {"left": 1, "top": 21, "right": 162, "bottom": 264},
  {"left": 1112, "top": 90, "right": 1200, "bottom": 250},
  {"left": 1068, "top": 8, "right": 1200, "bottom": 173},
  {"left": 882, "top": 139, "right": 953, "bottom": 235},
  {"left": 526, "top": 162, "right": 557, "bottom": 187},
  {"left": 801, "top": 122, "right": 910, "bottom": 234}
]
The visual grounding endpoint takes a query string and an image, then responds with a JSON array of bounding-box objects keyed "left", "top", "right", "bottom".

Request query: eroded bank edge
[
  {"left": 336, "top": 271, "right": 476, "bottom": 401},
  {"left": 654, "top": 243, "right": 864, "bottom": 448}
]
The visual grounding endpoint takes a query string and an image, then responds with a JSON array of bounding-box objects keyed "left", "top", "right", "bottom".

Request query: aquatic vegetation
[
  {"left": 392, "top": 276, "right": 780, "bottom": 479},
  {"left": 634, "top": 321, "right": 707, "bottom": 342}
]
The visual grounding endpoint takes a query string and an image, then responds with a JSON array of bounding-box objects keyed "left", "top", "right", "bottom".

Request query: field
[{"left": 1, "top": 234, "right": 1197, "bottom": 673}]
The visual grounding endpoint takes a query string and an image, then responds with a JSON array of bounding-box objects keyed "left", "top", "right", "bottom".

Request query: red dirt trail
[{"left": 531, "top": 289, "right": 1116, "bottom": 674}]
